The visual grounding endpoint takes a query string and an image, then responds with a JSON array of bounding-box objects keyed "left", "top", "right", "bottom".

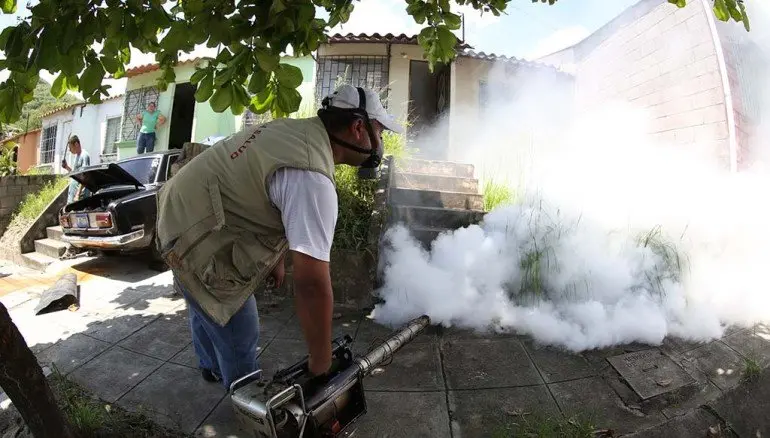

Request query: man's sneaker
[{"left": 201, "top": 368, "right": 220, "bottom": 383}]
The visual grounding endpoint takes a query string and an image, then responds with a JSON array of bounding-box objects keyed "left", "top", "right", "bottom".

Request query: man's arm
[
  {"left": 268, "top": 167, "right": 339, "bottom": 376},
  {"left": 135, "top": 113, "right": 143, "bottom": 123},
  {"left": 292, "top": 251, "right": 333, "bottom": 375}
]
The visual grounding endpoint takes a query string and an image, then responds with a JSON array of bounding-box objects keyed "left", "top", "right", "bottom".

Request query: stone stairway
[
  {"left": 387, "top": 158, "right": 486, "bottom": 248},
  {"left": 22, "top": 226, "right": 69, "bottom": 271}
]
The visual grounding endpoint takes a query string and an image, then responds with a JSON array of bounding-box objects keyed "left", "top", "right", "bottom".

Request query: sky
[{"left": 0, "top": 0, "right": 642, "bottom": 97}]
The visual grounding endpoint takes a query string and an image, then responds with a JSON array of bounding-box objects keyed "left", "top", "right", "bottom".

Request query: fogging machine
[{"left": 229, "top": 315, "right": 431, "bottom": 438}]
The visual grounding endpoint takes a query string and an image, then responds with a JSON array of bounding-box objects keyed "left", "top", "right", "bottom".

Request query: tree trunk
[{"left": 0, "top": 301, "right": 75, "bottom": 438}]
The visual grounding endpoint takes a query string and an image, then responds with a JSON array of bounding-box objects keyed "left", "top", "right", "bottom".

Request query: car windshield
[{"left": 117, "top": 156, "right": 161, "bottom": 185}]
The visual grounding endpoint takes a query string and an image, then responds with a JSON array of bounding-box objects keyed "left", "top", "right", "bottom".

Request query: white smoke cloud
[{"left": 371, "top": 8, "right": 770, "bottom": 353}]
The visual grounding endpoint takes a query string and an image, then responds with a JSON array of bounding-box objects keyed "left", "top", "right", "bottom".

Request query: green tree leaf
[
  {"left": 210, "top": 85, "right": 233, "bottom": 113},
  {"left": 248, "top": 69, "right": 270, "bottom": 94},
  {"left": 51, "top": 73, "right": 68, "bottom": 99},
  {"left": 443, "top": 12, "right": 462, "bottom": 30},
  {"left": 250, "top": 87, "right": 275, "bottom": 114},
  {"left": 190, "top": 68, "right": 207, "bottom": 85},
  {"left": 713, "top": 0, "right": 729, "bottom": 21},
  {"left": 275, "top": 85, "right": 301, "bottom": 114},
  {"left": 255, "top": 48, "right": 280, "bottom": 72},
  {"left": 274, "top": 63, "right": 303, "bottom": 89},
  {"left": 1, "top": 0, "right": 17, "bottom": 14},
  {"left": 194, "top": 74, "right": 214, "bottom": 102}
]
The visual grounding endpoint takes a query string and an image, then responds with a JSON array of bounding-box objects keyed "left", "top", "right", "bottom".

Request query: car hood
[{"left": 69, "top": 163, "right": 144, "bottom": 192}]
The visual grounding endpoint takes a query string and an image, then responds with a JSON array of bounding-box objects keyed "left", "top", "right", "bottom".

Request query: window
[
  {"left": 121, "top": 86, "right": 160, "bottom": 141},
  {"left": 40, "top": 124, "right": 57, "bottom": 164},
  {"left": 165, "top": 154, "right": 179, "bottom": 180},
  {"left": 118, "top": 156, "right": 162, "bottom": 185},
  {"left": 103, "top": 116, "right": 121, "bottom": 155},
  {"left": 315, "top": 56, "right": 390, "bottom": 107}
]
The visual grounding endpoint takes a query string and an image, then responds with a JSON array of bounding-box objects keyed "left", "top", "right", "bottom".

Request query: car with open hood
[{"left": 58, "top": 150, "right": 181, "bottom": 264}]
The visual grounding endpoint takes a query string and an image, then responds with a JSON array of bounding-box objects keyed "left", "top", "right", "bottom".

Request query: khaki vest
[{"left": 155, "top": 117, "right": 336, "bottom": 326}]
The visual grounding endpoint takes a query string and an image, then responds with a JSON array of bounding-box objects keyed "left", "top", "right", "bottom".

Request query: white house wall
[
  {"left": 39, "top": 109, "right": 75, "bottom": 174},
  {"left": 69, "top": 97, "right": 124, "bottom": 164},
  {"left": 40, "top": 97, "right": 125, "bottom": 174}
]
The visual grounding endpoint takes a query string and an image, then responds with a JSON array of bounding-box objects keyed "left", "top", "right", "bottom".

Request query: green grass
[
  {"left": 742, "top": 357, "right": 762, "bottom": 383},
  {"left": 482, "top": 179, "right": 515, "bottom": 212},
  {"left": 12, "top": 177, "right": 68, "bottom": 224},
  {"left": 49, "top": 367, "right": 189, "bottom": 437},
  {"left": 492, "top": 412, "right": 598, "bottom": 438},
  {"left": 23, "top": 165, "right": 53, "bottom": 175},
  {"left": 634, "top": 225, "right": 689, "bottom": 299}
]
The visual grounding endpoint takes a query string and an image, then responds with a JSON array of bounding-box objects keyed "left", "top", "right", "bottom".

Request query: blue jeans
[
  {"left": 176, "top": 277, "right": 260, "bottom": 389},
  {"left": 137, "top": 132, "right": 156, "bottom": 154}
]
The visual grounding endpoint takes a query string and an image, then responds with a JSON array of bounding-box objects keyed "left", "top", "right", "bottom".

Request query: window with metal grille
[
  {"left": 241, "top": 109, "right": 272, "bottom": 129},
  {"left": 103, "top": 116, "right": 121, "bottom": 155},
  {"left": 315, "top": 56, "right": 390, "bottom": 107},
  {"left": 40, "top": 124, "right": 57, "bottom": 164},
  {"left": 121, "top": 86, "right": 160, "bottom": 141}
]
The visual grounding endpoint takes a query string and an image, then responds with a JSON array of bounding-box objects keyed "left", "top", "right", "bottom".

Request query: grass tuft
[
  {"left": 742, "top": 357, "right": 762, "bottom": 383},
  {"left": 634, "top": 225, "right": 689, "bottom": 298},
  {"left": 13, "top": 177, "right": 68, "bottom": 224},
  {"left": 47, "top": 366, "right": 189, "bottom": 437},
  {"left": 492, "top": 411, "right": 599, "bottom": 438},
  {"left": 482, "top": 179, "right": 515, "bottom": 212}
]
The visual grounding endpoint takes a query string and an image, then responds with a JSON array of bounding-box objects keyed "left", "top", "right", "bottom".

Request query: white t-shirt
[{"left": 268, "top": 167, "right": 338, "bottom": 262}]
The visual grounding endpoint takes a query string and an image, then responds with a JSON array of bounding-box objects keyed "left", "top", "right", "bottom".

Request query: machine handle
[{"left": 229, "top": 369, "right": 263, "bottom": 394}]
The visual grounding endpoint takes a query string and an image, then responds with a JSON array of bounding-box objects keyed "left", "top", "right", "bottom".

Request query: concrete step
[
  {"left": 397, "top": 159, "right": 475, "bottom": 178},
  {"left": 390, "top": 205, "right": 485, "bottom": 229},
  {"left": 409, "top": 226, "right": 452, "bottom": 249},
  {"left": 34, "top": 238, "right": 67, "bottom": 259},
  {"left": 393, "top": 172, "right": 478, "bottom": 194},
  {"left": 21, "top": 252, "right": 57, "bottom": 271},
  {"left": 390, "top": 187, "right": 484, "bottom": 210},
  {"left": 46, "top": 225, "right": 63, "bottom": 240}
]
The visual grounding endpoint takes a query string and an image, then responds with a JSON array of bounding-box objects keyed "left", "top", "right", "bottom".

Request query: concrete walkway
[{"left": 2, "top": 257, "right": 770, "bottom": 437}]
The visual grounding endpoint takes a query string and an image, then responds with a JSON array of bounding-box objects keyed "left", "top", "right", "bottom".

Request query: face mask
[{"left": 319, "top": 87, "right": 382, "bottom": 179}]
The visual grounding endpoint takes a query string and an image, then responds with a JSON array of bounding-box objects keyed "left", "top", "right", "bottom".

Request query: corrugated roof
[
  {"left": 327, "top": 32, "right": 419, "bottom": 44},
  {"left": 458, "top": 49, "right": 573, "bottom": 76},
  {"left": 2, "top": 128, "right": 41, "bottom": 144},
  {"left": 39, "top": 93, "right": 124, "bottom": 119},
  {"left": 124, "top": 58, "right": 204, "bottom": 78},
  {"left": 326, "top": 32, "right": 472, "bottom": 49}
]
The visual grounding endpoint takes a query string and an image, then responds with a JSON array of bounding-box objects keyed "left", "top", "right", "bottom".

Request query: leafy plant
[
  {"left": 0, "top": 142, "right": 17, "bottom": 176},
  {"left": 0, "top": 0, "right": 750, "bottom": 125}
]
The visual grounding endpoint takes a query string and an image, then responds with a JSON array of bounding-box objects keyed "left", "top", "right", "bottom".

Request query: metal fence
[
  {"left": 121, "top": 86, "right": 160, "bottom": 141},
  {"left": 40, "top": 124, "right": 57, "bottom": 164},
  {"left": 314, "top": 56, "right": 390, "bottom": 107}
]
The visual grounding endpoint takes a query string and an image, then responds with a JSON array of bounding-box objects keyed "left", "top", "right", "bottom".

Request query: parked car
[{"left": 58, "top": 150, "right": 181, "bottom": 266}]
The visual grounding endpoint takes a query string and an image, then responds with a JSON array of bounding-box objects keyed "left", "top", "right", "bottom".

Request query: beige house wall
[{"left": 318, "top": 42, "right": 450, "bottom": 130}]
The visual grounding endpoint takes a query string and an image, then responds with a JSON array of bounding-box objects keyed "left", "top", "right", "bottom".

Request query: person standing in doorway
[
  {"left": 62, "top": 135, "right": 91, "bottom": 203},
  {"left": 135, "top": 101, "right": 166, "bottom": 154}
]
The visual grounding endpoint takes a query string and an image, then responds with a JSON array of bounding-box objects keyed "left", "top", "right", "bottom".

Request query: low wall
[
  {"left": 20, "top": 187, "right": 67, "bottom": 254},
  {"left": 255, "top": 156, "right": 394, "bottom": 310},
  {"left": 0, "top": 175, "right": 61, "bottom": 239}
]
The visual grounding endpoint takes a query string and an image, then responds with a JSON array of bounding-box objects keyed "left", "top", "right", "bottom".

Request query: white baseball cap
[{"left": 324, "top": 84, "right": 404, "bottom": 134}]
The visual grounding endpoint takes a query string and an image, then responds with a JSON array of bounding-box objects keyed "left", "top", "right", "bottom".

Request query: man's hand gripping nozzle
[{"left": 229, "top": 315, "right": 431, "bottom": 438}]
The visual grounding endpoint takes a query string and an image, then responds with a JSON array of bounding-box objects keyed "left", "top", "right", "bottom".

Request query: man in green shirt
[{"left": 135, "top": 101, "right": 166, "bottom": 154}]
